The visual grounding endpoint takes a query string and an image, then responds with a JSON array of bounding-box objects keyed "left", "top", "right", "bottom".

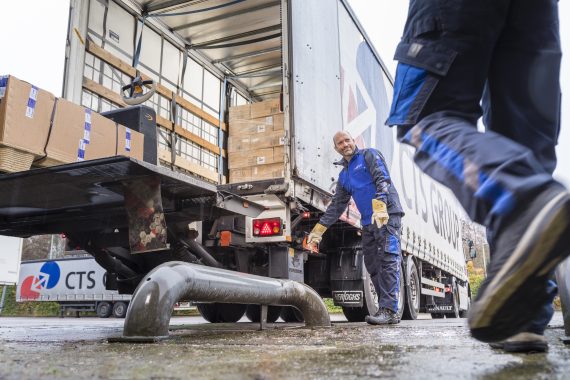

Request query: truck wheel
[
  {"left": 280, "top": 306, "right": 304, "bottom": 322},
  {"left": 342, "top": 267, "right": 376, "bottom": 322},
  {"left": 112, "top": 302, "right": 128, "bottom": 318},
  {"left": 197, "top": 303, "right": 246, "bottom": 323},
  {"left": 245, "top": 305, "right": 282, "bottom": 323},
  {"left": 96, "top": 302, "right": 112, "bottom": 318},
  {"left": 402, "top": 259, "right": 420, "bottom": 320},
  {"left": 444, "top": 285, "right": 460, "bottom": 318}
]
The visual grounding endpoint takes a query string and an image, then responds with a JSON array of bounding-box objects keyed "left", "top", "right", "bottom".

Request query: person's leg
[
  {"left": 362, "top": 225, "right": 384, "bottom": 298},
  {"left": 388, "top": 0, "right": 570, "bottom": 342},
  {"left": 482, "top": 0, "right": 562, "bottom": 340}
]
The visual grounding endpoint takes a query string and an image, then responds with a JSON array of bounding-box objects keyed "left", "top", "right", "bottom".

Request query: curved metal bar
[{"left": 123, "top": 261, "right": 330, "bottom": 338}]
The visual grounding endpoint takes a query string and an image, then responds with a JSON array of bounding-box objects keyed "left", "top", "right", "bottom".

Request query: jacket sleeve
[
  {"left": 363, "top": 148, "right": 392, "bottom": 203},
  {"left": 318, "top": 180, "right": 352, "bottom": 228}
]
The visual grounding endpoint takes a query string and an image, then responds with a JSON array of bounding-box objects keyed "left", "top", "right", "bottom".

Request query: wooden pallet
[{"left": 0, "top": 145, "right": 35, "bottom": 173}]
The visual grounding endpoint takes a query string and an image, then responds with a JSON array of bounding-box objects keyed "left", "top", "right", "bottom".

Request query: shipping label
[
  {"left": 0, "top": 75, "right": 8, "bottom": 98},
  {"left": 125, "top": 128, "right": 131, "bottom": 152}
]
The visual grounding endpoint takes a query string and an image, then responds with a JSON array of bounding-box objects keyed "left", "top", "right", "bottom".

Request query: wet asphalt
[{"left": 0, "top": 312, "right": 569, "bottom": 380}]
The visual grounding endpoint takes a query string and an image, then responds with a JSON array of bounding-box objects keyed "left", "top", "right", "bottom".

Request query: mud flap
[
  {"left": 330, "top": 248, "right": 365, "bottom": 307},
  {"left": 123, "top": 176, "right": 168, "bottom": 254}
]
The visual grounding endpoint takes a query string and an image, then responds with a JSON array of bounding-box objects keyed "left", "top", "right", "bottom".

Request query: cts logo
[{"left": 20, "top": 262, "right": 61, "bottom": 300}]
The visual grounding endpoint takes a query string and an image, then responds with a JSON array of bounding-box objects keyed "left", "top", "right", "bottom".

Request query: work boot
[
  {"left": 468, "top": 184, "right": 570, "bottom": 343},
  {"left": 365, "top": 308, "right": 400, "bottom": 325},
  {"left": 489, "top": 332, "right": 548, "bottom": 353}
]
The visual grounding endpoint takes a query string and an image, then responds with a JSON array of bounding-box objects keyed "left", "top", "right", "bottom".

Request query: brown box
[
  {"left": 0, "top": 75, "right": 57, "bottom": 171},
  {"left": 229, "top": 146, "right": 285, "bottom": 169},
  {"left": 230, "top": 162, "right": 285, "bottom": 182},
  {"left": 229, "top": 98, "right": 281, "bottom": 121},
  {"left": 116, "top": 124, "right": 144, "bottom": 161},
  {"left": 229, "top": 114, "right": 284, "bottom": 136},
  {"left": 42, "top": 98, "right": 117, "bottom": 165},
  {"left": 228, "top": 130, "right": 285, "bottom": 153}
]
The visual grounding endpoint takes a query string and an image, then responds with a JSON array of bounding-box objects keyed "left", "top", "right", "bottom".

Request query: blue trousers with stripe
[
  {"left": 362, "top": 215, "right": 402, "bottom": 313},
  {"left": 388, "top": 0, "right": 561, "bottom": 334}
]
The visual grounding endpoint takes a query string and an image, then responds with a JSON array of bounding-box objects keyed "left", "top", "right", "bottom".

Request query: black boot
[{"left": 365, "top": 308, "right": 400, "bottom": 325}]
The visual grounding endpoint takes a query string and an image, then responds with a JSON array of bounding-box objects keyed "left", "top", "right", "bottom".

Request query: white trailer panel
[{"left": 0, "top": 236, "right": 22, "bottom": 285}]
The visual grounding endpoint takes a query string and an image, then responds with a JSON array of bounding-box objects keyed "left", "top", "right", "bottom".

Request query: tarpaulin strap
[
  {"left": 132, "top": 16, "right": 146, "bottom": 69},
  {"left": 147, "top": 0, "right": 245, "bottom": 18},
  {"left": 25, "top": 85, "right": 38, "bottom": 119},
  {"left": 101, "top": 0, "right": 109, "bottom": 48},
  {"left": 0, "top": 75, "right": 8, "bottom": 98},
  {"left": 178, "top": 46, "right": 189, "bottom": 96},
  {"left": 34, "top": 98, "right": 59, "bottom": 164}
]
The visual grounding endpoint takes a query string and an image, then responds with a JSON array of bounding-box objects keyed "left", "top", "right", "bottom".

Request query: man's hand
[
  {"left": 372, "top": 199, "right": 389, "bottom": 228},
  {"left": 307, "top": 223, "right": 327, "bottom": 246}
]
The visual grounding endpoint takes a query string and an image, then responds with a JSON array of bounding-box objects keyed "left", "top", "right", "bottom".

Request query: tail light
[{"left": 252, "top": 217, "right": 283, "bottom": 237}]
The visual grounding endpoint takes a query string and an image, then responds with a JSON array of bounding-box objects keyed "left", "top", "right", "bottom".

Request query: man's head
[{"left": 333, "top": 131, "right": 356, "bottom": 160}]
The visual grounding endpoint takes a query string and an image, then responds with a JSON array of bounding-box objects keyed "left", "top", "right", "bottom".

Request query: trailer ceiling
[{"left": 137, "top": 0, "right": 282, "bottom": 100}]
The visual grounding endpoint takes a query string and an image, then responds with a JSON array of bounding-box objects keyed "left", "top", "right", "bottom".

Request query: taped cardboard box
[
  {"left": 0, "top": 75, "right": 56, "bottom": 172},
  {"left": 229, "top": 98, "right": 281, "bottom": 121},
  {"left": 229, "top": 146, "right": 285, "bottom": 169},
  {"left": 116, "top": 124, "right": 145, "bottom": 161},
  {"left": 229, "top": 114, "right": 284, "bottom": 136},
  {"left": 37, "top": 98, "right": 121, "bottom": 166},
  {"left": 230, "top": 162, "right": 285, "bottom": 183},
  {"left": 228, "top": 130, "right": 285, "bottom": 153}
]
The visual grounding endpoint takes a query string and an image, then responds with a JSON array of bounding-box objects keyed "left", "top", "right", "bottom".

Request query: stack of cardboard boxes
[
  {"left": 0, "top": 75, "right": 144, "bottom": 173},
  {"left": 228, "top": 98, "right": 285, "bottom": 182}
]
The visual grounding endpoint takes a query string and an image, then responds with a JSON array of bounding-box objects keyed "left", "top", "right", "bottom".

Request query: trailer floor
[{"left": 0, "top": 313, "right": 568, "bottom": 380}]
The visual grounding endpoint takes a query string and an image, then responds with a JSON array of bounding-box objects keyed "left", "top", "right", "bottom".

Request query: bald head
[{"left": 333, "top": 131, "right": 356, "bottom": 160}]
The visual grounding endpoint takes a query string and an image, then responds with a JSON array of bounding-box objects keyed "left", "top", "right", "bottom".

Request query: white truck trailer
[
  {"left": 0, "top": 0, "right": 471, "bottom": 324},
  {"left": 16, "top": 257, "right": 131, "bottom": 318}
]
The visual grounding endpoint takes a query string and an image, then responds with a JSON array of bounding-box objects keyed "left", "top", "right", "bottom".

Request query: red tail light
[{"left": 252, "top": 217, "right": 283, "bottom": 237}]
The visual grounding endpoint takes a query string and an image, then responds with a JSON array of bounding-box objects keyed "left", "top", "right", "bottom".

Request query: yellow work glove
[
  {"left": 307, "top": 223, "right": 327, "bottom": 245},
  {"left": 372, "top": 199, "right": 389, "bottom": 228}
]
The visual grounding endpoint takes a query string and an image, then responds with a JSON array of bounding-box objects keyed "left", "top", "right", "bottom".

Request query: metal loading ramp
[{"left": 120, "top": 261, "right": 331, "bottom": 340}]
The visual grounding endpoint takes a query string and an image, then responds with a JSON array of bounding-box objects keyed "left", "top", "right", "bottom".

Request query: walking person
[
  {"left": 307, "top": 131, "right": 404, "bottom": 325},
  {"left": 386, "top": 0, "right": 570, "bottom": 349}
]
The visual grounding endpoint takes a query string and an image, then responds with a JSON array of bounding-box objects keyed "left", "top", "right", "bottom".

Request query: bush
[{"left": 0, "top": 285, "right": 60, "bottom": 317}]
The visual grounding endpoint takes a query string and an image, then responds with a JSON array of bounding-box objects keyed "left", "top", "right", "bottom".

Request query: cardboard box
[
  {"left": 43, "top": 99, "right": 118, "bottom": 164},
  {"left": 229, "top": 114, "right": 284, "bottom": 136},
  {"left": 230, "top": 162, "right": 285, "bottom": 182},
  {"left": 0, "top": 75, "right": 56, "bottom": 156},
  {"left": 116, "top": 124, "right": 144, "bottom": 161},
  {"left": 229, "top": 146, "right": 285, "bottom": 169},
  {"left": 228, "top": 130, "right": 285, "bottom": 153},
  {"left": 229, "top": 98, "right": 281, "bottom": 120}
]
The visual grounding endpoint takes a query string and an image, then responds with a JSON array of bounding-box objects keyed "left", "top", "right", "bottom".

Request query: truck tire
[
  {"left": 402, "top": 259, "right": 420, "bottom": 320},
  {"left": 96, "top": 302, "right": 112, "bottom": 318},
  {"left": 112, "top": 301, "right": 128, "bottom": 318},
  {"left": 280, "top": 306, "right": 304, "bottom": 322},
  {"left": 341, "top": 265, "right": 405, "bottom": 322},
  {"left": 197, "top": 303, "right": 246, "bottom": 323},
  {"left": 245, "top": 305, "right": 282, "bottom": 323},
  {"left": 445, "top": 284, "right": 460, "bottom": 318}
]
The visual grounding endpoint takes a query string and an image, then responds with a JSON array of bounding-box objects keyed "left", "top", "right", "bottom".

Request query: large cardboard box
[
  {"left": 42, "top": 99, "right": 118, "bottom": 165},
  {"left": 0, "top": 75, "right": 57, "bottom": 171},
  {"left": 230, "top": 162, "right": 285, "bottom": 182},
  {"left": 116, "top": 124, "right": 144, "bottom": 161},
  {"left": 228, "top": 130, "right": 285, "bottom": 153},
  {"left": 229, "top": 114, "right": 284, "bottom": 136},
  {"left": 229, "top": 146, "right": 285, "bottom": 169},
  {"left": 229, "top": 98, "right": 281, "bottom": 121}
]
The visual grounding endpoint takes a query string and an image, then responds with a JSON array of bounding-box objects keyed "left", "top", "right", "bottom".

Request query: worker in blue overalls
[
  {"left": 386, "top": 0, "right": 570, "bottom": 351},
  {"left": 308, "top": 131, "right": 404, "bottom": 325}
]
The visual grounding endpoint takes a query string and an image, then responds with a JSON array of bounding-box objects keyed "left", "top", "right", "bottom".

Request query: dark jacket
[{"left": 319, "top": 147, "right": 404, "bottom": 227}]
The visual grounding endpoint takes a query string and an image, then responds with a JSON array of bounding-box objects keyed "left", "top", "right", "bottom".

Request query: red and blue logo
[{"left": 20, "top": 262, "right": 61, "bottom": 300}]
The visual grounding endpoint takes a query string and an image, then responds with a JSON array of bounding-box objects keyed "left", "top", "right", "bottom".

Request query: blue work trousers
[
  {"left": 388, "top": 0, "right": 562, "bottom": 334},
  {"left": 362, "top": 215, "right": 402, "bottom": 313}
]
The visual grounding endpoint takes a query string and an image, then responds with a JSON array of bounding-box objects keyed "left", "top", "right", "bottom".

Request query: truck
[
  {"left": 16, "top": 256, "right": 131, "bottom": 318},
  {"left": 0, "top": 0, "right": 471, "bottom": 325}
]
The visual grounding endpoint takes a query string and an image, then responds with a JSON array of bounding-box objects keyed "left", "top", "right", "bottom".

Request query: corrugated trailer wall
[{"left": 66, "top": 0, "right": 250, "bottom": 184}]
